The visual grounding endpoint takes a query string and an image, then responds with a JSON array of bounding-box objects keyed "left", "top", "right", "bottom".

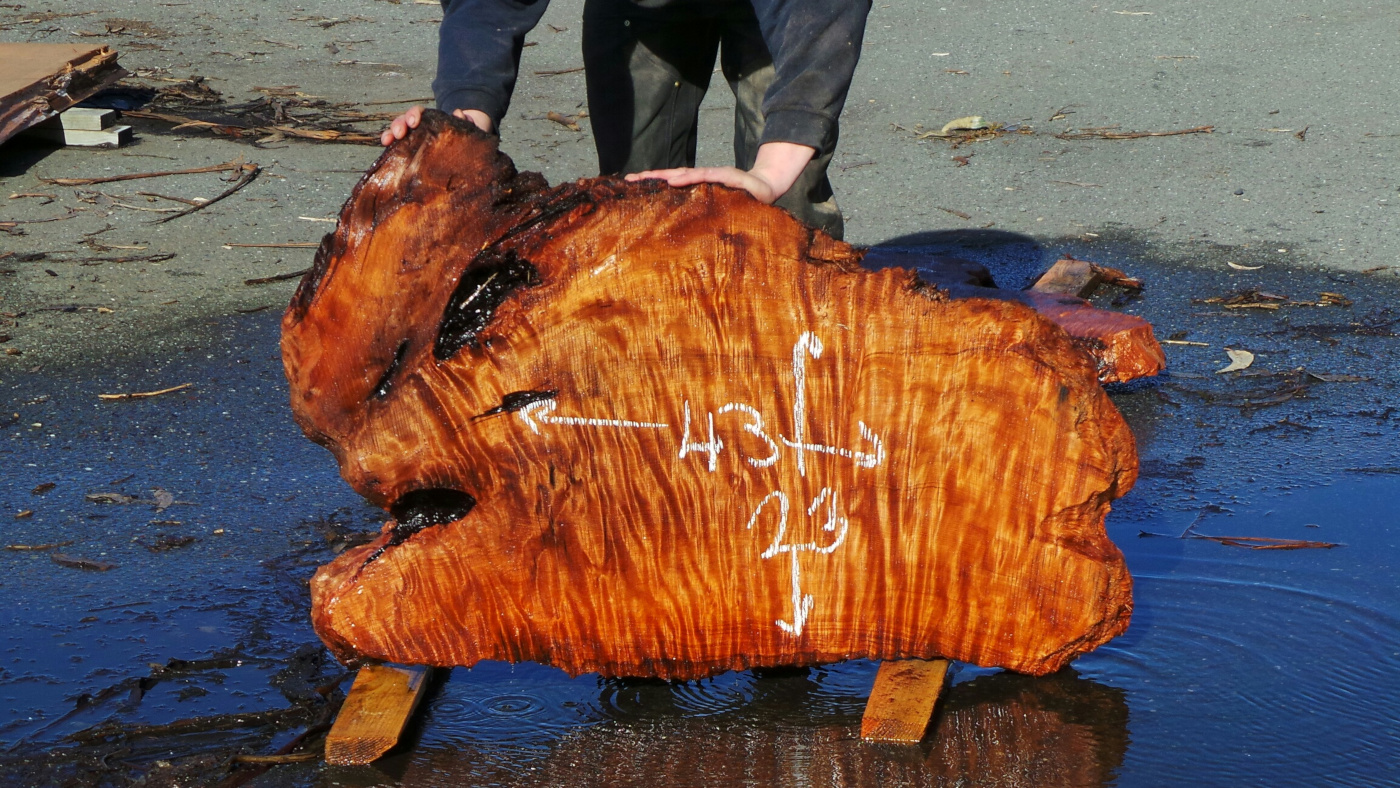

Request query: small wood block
[
  {"left": 861, "top": 658, "right": 951, "bottom": 743},
  {"left": 20, "top": 119, "right": 131, "bottom": 147},
  {"left": 325, "top": 664, "right": 434, "bottom": 766},
  {"left": 1031, "top": 257, "right": 1103, "bottom": 298},
  {"left": 60, "top": 107, "right": 116, "bottom": 130}
]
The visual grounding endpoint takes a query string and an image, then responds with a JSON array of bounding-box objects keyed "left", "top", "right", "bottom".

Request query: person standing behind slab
[{"left": 381, "top": 0, "right": 871, "bottom": 240}]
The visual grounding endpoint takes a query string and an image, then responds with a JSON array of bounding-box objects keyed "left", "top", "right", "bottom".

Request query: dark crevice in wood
[
  {"left": 369, "top": 340, "right": 409, "bottom": 400},
  {"left": 472, "top": 389, "right": 558, "bottom": 421},
  {"left": 362, "top": 489, "right": 478, "bottom": 565},
  {"left": 434, "top": 249, "right": 539, "bottom": 361}
]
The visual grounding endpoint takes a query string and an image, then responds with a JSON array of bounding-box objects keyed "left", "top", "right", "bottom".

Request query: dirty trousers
[{"left": 581, "top": 1, "right": 845, "bottom": 239}]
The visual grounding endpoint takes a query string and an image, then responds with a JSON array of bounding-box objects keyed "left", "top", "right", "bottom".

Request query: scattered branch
[
  {"left": 98, "top": 383, "right": 193, "bottom": 401},
  {"left": 40, "top": 161, "right": 245, "bottom": 186},
  {"left": 245, "top": 268, "right": 311, "bottom": 285},
  {"left": 154, "top": 164, "right": 261, "bottom": 223},
  {"left": 1056, "top": 125, "right": 1213, "bottom": 140}
]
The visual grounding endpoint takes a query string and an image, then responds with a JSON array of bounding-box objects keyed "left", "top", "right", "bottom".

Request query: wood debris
[
  {"left": 246, "top": 268, "right": 311, "bottom": 285},
  {"left": 97, "top": 382, "right": 193, "bottom": 400},
  {"left": 0, "top": 43, "right": 128, "bottom": 145},
  {"left": 5, "top": 540, "right": 74, "bottom": 551},
  {"left": 51, "top": 553, "right": 118, "bottom": 571},
  {"left": 154, "top": 163, "right": 261, "bottom": 223},
  {"left": 1055, "top": 125, "right": 1213, "bottom": 141},
  {"left": 40, "top": 160, "right": 246, "bottom": 186}
]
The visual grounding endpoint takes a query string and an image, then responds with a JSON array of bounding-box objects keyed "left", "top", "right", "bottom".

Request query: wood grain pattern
[
  {"left": 324, "top": 664, "right": 433, "bottom": 766},
  {"left": 862, "top": 249, "right": 1165, "bottom": 384},
  {"left": 284, "top": 110, "right": 1137, "bottom": 680},
  {"left": 860, "top": 658, "right": 951, "bottom": 743}
]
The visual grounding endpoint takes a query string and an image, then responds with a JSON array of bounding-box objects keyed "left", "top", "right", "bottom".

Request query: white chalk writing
[
  {"left": 746, "top": 486, "right": 851, "bottom": 636},
  {"left": 679, "top": 401, "right": 723, "bottom": 472},
  {"left": 516, "top": 399, "right": 669, "bottom": 435},
  {"left": 515, "top": 332, "right": 885, "bottom": 638}
]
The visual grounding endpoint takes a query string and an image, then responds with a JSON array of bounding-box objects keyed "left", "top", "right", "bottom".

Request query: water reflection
[{"left": 349, "top": 666, "right": 1127, "bottom": 788}]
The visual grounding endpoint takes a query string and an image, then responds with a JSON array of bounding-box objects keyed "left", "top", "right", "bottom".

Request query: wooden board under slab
[
  {"left": 861, "top": 659, "right": 952, "bottom": 743},
  {"left": 325, "top": 664, "right": 434, "bottom": 766}
]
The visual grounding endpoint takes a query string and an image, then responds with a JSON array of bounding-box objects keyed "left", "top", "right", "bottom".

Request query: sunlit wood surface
[
  {"left": 860, "top": 658, "right": 951, "bottom": 743},
  {"left": 324, "top": 664, "right": 433, "bottom": 765},
  {"left": 285, "top": 111, "right": 1137, "bottom": 680}
]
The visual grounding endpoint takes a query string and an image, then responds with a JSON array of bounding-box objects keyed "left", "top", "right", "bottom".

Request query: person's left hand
[
  {"left": 624, "top": 141, "right": 817, "bottom": 205},
  {"left": 625, "top": 166, "right": 782, "bottom": 204}
]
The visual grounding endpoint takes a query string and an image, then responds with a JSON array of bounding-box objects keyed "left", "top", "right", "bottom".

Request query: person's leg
[
  {"left": 583, "top": 0, "right": 720, "bottom": 175},
  {"left": 720, "top": 9, "right": 844, "bottom": 240}
]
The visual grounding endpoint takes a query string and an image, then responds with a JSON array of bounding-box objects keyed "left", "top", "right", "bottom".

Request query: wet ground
[
  {"left": 2, "top": 230, "right": 1399, "bottom": 787},
  {"left": 4, "top": 0, "right": 1400, "bottom": 784}
]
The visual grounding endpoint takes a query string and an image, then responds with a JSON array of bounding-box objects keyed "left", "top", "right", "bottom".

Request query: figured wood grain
[
  {"left": 860, "top": 658, "right": 951, "bottom": 743},
  {"left": 284, "top": 110, "right": 1137, "bottom": 680},
  {"left": 861, "top": 249, "right": 1165, "bottom": 384},
  {"left": 324, "top": 664, "right": 433, "bottom": 766}
]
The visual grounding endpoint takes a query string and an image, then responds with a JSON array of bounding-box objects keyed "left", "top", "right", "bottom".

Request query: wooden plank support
[
  {"left": 860, "top": 658, "right": 952, "bottom": 744},
  {"left": 325, "top": 664, "right": 434, "bottom": 766}
]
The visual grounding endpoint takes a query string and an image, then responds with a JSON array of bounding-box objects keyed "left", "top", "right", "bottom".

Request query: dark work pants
[{"left": 581, "top": 0, "right": 844, "bottom": 239}]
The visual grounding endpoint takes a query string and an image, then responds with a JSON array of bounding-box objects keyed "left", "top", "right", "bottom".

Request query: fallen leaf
[
  {"left": 1227, "top": 262, "right": 1264, "bottom": 270},
  {"left": 940, "top": 115, "right": 989, "bottom": 135},
  {"left": 1217, "top": 348, "right": 1255, "bottom": 374},
  {"left": 545, "top": 110, "right": 581, "bottom": 132},
  {"left": 51, "top": 554, "right": 117, "bottom": 571},
  {"left": 143, "top": 534, "right": 196, "bottom": 552},
  {"left": 152, "top": 488, "right": 175, "bottom": 512},
  {"left": 86, "top": 492, "right": 138, "bottom": 504},
  {"left": 1307, "top": 372, "right": 1368, "bottom": 383}
]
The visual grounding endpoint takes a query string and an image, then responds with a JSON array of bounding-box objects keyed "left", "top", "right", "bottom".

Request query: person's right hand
[{"left": 380, "top": 106, "right": 493, "bottom": 146}]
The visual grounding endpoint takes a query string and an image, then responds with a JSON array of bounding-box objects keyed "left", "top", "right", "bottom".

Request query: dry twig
[
  {"left": 98, "top": 383, "right": 193, "bottom": 401},
  {"left": 245, "top": 268, "right": 311, "bottom": 285},
  {"left": 154, "top": 164, "right": 261, "bottom": 223},
  {"left": 223, "top": 242, "right": 319, "bottom": 249},
  {"left": 40, "top": 161, "right": 244, "bottom": 186},
  {"left": 1056, "top": 125, "right": 1213, "bottom": 140}
]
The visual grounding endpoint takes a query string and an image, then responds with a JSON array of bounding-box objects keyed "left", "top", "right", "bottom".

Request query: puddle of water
[{"left": 3, "top": 232, "right": 1400, "bottom": 786}]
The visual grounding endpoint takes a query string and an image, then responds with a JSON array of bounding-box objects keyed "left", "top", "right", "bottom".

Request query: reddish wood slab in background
[{"left": 284, "top": 111, "right": 1138, "bottom": 681}]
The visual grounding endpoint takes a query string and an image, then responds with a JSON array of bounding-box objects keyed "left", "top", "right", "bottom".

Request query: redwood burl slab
[{"left": 284, "top": 110, "right": 1137, "bottom": 679}]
